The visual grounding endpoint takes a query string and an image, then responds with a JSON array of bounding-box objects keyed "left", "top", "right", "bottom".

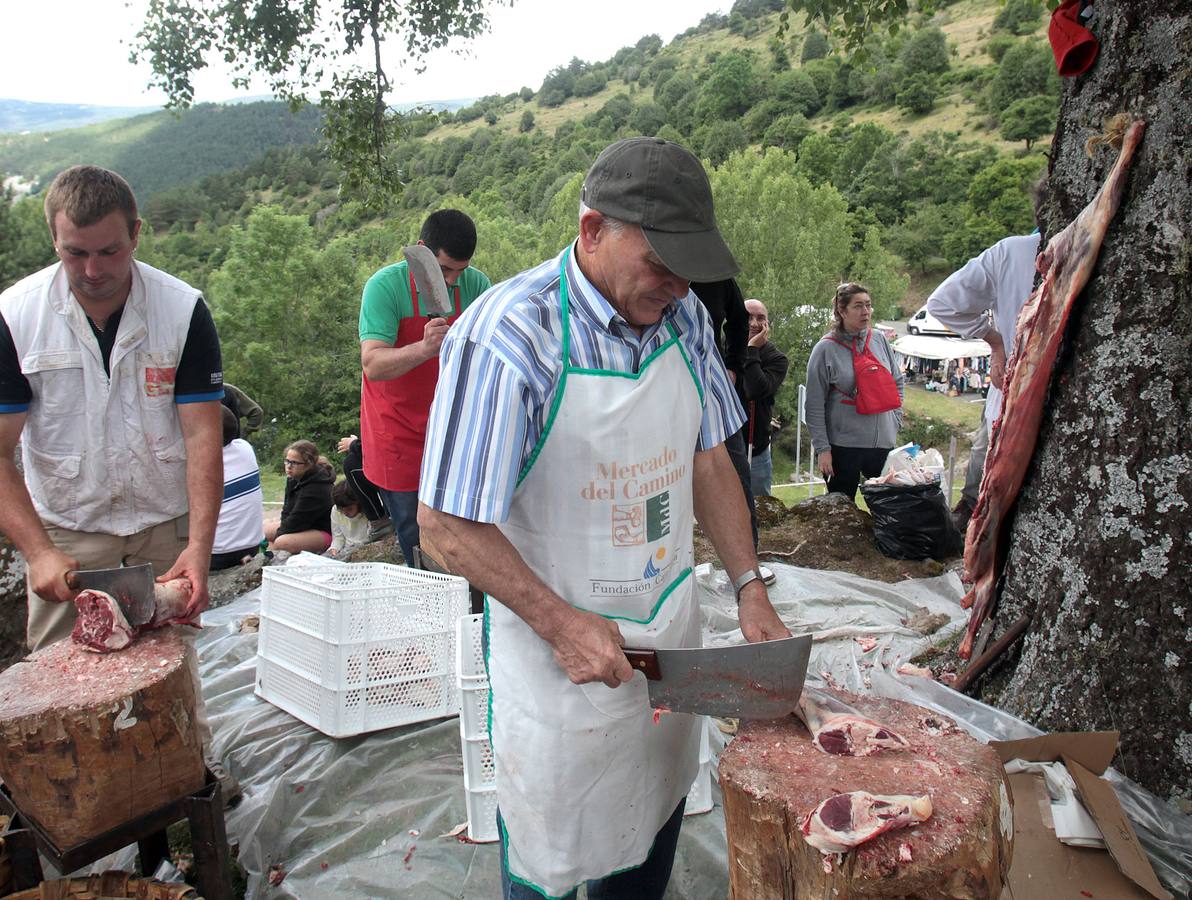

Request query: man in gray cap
[{"left": 418, "top": 137, "right": 789, "bottom": 899}]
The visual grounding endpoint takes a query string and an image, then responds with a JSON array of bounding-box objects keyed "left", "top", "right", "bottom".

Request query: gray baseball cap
[{"left": 581, "top": 137, "right": 740, "bottom": 282}]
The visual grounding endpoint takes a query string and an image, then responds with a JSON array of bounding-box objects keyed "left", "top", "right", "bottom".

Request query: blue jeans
[
  {"left": 378, "top": 488, "right": 419, "bottom": 565},
  {"left": 499, "top": 799, "right": 686, "bottom": 899},
  {"left": 750, "top": 445, "right": 773, "bottom": 497}
]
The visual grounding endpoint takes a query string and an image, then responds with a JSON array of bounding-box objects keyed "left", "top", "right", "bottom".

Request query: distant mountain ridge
[
  {"left": 0, "top": 99, "right": 157, "bottom": 134},
  {"left": 0, "top": 101, "right": 324, "bottom": 198}
]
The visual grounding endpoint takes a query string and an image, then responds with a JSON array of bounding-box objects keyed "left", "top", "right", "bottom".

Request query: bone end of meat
[
  {"left": 801, "top": 791, "right": 933, "bottom": 855},
  {"left": 150, "top": 577, "right": 196, "bottom": 628},
  {"left": 71, "top": 589, "right": 136, "bottom": 653},
  {"left": 814, "top": 714, "right": 911, "bottom": 756}
]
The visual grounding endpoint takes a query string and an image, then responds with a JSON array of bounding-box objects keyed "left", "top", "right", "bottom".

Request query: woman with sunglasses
[
  {"left": 805, "top": 282, "right": 904, "bottom": 501},
  {"left": 265, "top": 440, "right": 335, "bottom": 554}
]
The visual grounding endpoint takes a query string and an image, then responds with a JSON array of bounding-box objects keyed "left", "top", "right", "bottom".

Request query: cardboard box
[{"left": 992, "top": 731, "right": 1172, "bottom": 900}]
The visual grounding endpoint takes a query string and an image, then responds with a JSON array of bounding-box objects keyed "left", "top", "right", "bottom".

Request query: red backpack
[{"left": 828, "top": 330, "right": 901, "bottom": 415}]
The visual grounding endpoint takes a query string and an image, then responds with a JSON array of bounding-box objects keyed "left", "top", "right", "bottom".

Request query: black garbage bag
[{"left": 860, "top": 479, "right": 963, "bottom": 560}]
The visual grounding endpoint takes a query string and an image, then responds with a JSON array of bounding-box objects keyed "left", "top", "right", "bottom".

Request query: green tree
[
  {"left": 0, "top": 194, "right": 53, "bottom": 291},
  {"left": 771, "top": 69, "right": 823, "bottom": 117},
  {"left": 519, "top": 109, "right": 536, "bottom": 133},
  {"left": 986, "top": 34, "right": 1018, "bottom": 63},
  {"left": 762, "top": 113, "right": 812, "bottom": 151},
  {"left": 206, "top": 206, "right": 361, "bottom": 453},
  {"left": 999, "top": 94, "right": 1055, "bottom": 150},
  {"left": 134, "top": 1, "right": 501, "bottom": 208},
  {"left": 988, "top": 41, "right": 1060, "bottom": 114},
  {"left": 711, "top": 148, "right": 854, "bottom": 420},
  {"left": 884, "top": 201, "right": 966, "bottom": 272},
  {"left": 993, "top": 0, "right": 1041, "bottom": 36},
  {"left": 695, "top": 121, "right": 749, "bottom": 166},
  {"left": 847, "top": 226, "right": 908, "bottom": 319},
  {"left": 695, "top": 53, "right": 760, "bottom": 123},
  {"left": 897, "top": 72, "right": 938, "bottom": 115},
  {"left": 801, "top": 28, "right": 829, "bottom": 63},
  {"left": 899, "top": 27, "right": 950, "bottom": 77}
]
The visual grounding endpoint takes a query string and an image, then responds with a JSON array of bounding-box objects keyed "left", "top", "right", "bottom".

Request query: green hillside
[
  {"left": 0, "top": 101, "right": 322, "bottom": 198},
  {"left": 0, "top": 0, "right": 1056, "bottom": 464}
]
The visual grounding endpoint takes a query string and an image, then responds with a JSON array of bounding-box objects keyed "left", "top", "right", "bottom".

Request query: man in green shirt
[{"left": 357, "top": 210, "right": 491, "bottom": 564}]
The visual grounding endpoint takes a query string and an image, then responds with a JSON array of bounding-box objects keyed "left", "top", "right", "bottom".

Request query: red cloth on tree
[{"left": 1049, "top": 0, "right": 1099, "bottom": 77}]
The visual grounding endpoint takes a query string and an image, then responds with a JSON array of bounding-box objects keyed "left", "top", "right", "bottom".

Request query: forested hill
[
  {"left": 0, "top": 101, "right": 322, "bottom": 198},
  {"left": 0, "top": 0, "right": 1057, "bottom": 461}
]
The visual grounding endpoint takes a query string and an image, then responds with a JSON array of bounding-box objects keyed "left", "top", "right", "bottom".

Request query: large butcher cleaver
[
  {"left": 403, "top": 244, "right": 455, "bottom": 318},
  {"left": 65, "top": 563, "right": 155, "bottom": 627},
  {"left": 624, "top": 633, "right": 812, "bottom": 719}
]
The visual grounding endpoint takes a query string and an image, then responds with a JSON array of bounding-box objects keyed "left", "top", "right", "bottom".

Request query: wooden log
[
  {"left": 719, "top": 690, "right": 1012, "bottom": 899},
  {"left": 0, "top": 631, "right": 205, "bottom": 849}
]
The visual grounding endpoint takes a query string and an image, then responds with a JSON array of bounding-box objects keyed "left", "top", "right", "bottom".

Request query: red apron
[{"left": 360, "top": 271, "right": 462, "bottom": 491}]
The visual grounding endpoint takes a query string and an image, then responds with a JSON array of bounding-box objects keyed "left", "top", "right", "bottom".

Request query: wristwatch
[{"left": 732, "top": 567, "right": 764, "bottom": 603}]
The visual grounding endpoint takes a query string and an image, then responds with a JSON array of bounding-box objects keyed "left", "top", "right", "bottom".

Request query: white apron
[{"left": 489, "top": 251, "right": 704, "bottom": 898}]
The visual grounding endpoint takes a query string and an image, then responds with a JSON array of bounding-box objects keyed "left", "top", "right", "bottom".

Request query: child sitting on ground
[{"left": 328, "top": 479, "right": 371, "bottom": 558}]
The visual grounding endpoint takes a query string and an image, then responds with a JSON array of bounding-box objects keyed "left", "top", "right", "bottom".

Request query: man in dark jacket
[{"left": 742, "top": 298, "right": 789, "bottom": 497}]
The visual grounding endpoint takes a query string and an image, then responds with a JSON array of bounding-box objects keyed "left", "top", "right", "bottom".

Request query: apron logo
[
  {"left": 610, "top": 490, "right": 671, "bottom": 547},
  {"left": 643, "top": 547, "right": 667, "bottom": 579},
  {"left": 611, "top": 503, "right": 644, "bottom": 546},
  {"left": 144, "top": 366, "right": 176, "bottom": 397},
  {"left": 646, "top": 491, "right": 670, "bottom": 541}
]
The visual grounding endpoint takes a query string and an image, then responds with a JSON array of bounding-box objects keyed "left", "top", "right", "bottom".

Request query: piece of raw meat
[
  {"left": 795, "top": 686, "right": 909, "bottom": 756},
  {"left": 801, "top": 791, "right": 933, "bottom": 854},
  {"left": 72, "top": 577, "right": 198, "bottom": 654},
  {"left": 71, "top": 589, "right": 137, "bottom": 653},
  {"left": 961, "top": 117, "right": 1145, "bottom": 659},
  {"left": 149, "top": 577, "right": 197, "bottom": 628}
]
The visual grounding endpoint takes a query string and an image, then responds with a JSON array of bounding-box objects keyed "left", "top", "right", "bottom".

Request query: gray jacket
[{"left": 805, "top": 328, "right": 904, "bottom": 454}]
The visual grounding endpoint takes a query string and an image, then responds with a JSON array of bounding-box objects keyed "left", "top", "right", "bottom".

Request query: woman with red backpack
[{"left": 805, "top": 283, "right": 905, "bottom": 501}]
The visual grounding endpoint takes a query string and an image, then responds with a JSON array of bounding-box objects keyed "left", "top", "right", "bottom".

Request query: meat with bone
[
  {"left": 71, "top": 590, "right": 137, "bottom": 653},
  {"left": 149, "top": 577, "right": 197, "bottom": 628},
  {"left": 71, "top": 577, "right": 198, "bottom": 654},
  {"left": 961, "top": 118, "right": 1145, "bottom": 659},
  {"left": 719, "top": 689, "right": 1012, "bottom": 898},
  {"left": 796, "top": 685, "right": 909, "bottom": 756},
  {"left": 802, "top": 791, "right": 933, "bottom": 854}
]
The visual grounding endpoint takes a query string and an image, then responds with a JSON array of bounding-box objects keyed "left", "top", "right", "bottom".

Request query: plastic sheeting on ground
[{"left": 93, "top": 559, "right": 1189, "bottom": 898}]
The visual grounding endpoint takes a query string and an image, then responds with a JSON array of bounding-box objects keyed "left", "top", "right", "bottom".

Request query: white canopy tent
[{"left": 892, "top": 334, "right": 991, "bottom": 362}]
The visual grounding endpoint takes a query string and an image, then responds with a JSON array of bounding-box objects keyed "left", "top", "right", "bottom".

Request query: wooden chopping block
[
  {"left": 719, "top": 690, "right": 1012, "bottom": 899},
  {"left": 0, "top": 630, "right": 205, "bottom": 849}
]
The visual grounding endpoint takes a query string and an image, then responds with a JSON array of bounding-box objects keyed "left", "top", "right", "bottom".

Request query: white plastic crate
[
  {"left": 259, "top": 615, "right": 454, "bottom": 690},
  {"left": 453, "top": 614, "right": 714, "bottom": 837},
  {"left": 262, "top": 562, "right": 468, "bottom": 643},
  {"left": 456, "top": 613, "right": 489, "bottom": 742},
  {"left": 256, "top": 654, "right": 457, "bottom": 738},
  {"left": 465, "top": 785, "right": 499, "bottom": 843},
  {"left": 254, "top": 562, "right": 469, "bottom": 737}
]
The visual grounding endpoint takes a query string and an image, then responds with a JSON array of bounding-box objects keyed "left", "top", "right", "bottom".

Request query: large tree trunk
[{"left": 978, "top": 1, "right": 1191, "bottom": 805}]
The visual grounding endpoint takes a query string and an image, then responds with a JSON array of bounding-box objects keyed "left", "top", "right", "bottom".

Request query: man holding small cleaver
[
  {"left": 358, "top": 210, "right": 490, "bottom": 565},
  {"left": 419, "top": 139, "right": 800, "bottom": 900}
]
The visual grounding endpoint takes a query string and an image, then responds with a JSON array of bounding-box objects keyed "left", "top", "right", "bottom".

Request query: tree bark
[{"left": 978, "top": 1, "right": 1192, "bottom": 804}]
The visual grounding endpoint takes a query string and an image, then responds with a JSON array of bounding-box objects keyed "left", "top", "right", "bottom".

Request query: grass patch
[{"left": 260, "top": 469, "right": 287, "bottom": 505}]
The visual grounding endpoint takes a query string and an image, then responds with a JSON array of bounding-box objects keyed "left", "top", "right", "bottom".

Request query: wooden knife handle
[
  {"left": 64, "top": 571, "right": 80, "bottom": 591},
  {"left": 623, "top": 648, "right": 661, "bottom": 680}
]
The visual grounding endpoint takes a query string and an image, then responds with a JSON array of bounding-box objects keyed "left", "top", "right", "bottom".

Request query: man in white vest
[
  {"left": 418, "top": 138, "right": 789, "bottom": 899},
  {"left": 0, "top": 165, "right": 223, "bottom": 654}
]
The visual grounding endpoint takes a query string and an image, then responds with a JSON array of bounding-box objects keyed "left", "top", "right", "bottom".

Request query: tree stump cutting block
[
  {"left": 719, "top": 690, "right": 1012, "bottom": 899},
  {"left": 0, "top": 631, "right": 205, "bottom": 848}
]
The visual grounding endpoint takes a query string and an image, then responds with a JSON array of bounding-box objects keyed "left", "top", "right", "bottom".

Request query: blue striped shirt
[{"left": 419, "top": 243, "right": 745, "bottom": 524}]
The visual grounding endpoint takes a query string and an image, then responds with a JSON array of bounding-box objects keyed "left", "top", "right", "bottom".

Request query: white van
[{"left": 907, "top": 305, "right": 957, "bottom": 336}]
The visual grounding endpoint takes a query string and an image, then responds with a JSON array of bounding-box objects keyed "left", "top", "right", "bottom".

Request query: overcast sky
[{"left": 2, "top": 0, "right": 730, "bottom": 108}]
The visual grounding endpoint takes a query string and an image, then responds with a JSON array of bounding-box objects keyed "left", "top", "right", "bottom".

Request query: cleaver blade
[
  {"left": 66, "top": 563, "right": 156, "bottom": 627},
  {"left": 403, "top": 243, "right": 454, "bottom": 318},
  {"left": 624, "top": 633, "right": 811, "bottom": 719}
]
